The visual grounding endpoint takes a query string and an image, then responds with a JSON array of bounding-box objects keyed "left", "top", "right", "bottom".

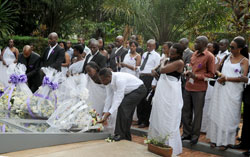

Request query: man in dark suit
[
  {"left": 18, "top": 45, "right": 41, "bottom": 93},
  {"left": 109, "top": 36, "right": 128, "bottom": 72},
  {"left": 40, "top": 32, "right": 65, "bottom": 71},
  {"left": 233, "top": 75, "right": 250, "bottom": 155},
  {"left": 82, "top": 39, "right": 107, "bottom": 73}
]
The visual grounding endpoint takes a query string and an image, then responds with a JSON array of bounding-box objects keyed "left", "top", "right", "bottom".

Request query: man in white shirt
[
  {"left": 217, "top": 39, "right": 230, "bottom": 61},
  {"left": 98, "top": 68, "right": 147, "bottom": 141},
  {"left": 78, "top": 37, "right": 91, "bottom": 55},
  {"left": 137, "top": 39, "right": 161, "bottom": 128},
  {"left": 66, "top": 41, "right": 74, "bottom": 59}
]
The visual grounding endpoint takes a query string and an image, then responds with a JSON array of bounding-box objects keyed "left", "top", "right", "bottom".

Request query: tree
[
  {"left": 183, "top": 0, "right": 229, "bottom": 38},
  {"left": 102, "top": 0, "right": 232, "bottom": 43},
  {"left": 220, "top": 0, "right": 250, "bottom": 35},
  {"left": 0, "top": 0, "right": 18, "bottom": 37}
]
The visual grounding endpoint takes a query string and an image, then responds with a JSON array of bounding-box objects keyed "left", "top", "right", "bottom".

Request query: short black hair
[
  {"left": 233, "top": 37, "right": 249, "bottom": 59},
  {"left": 58, "top": 41, "right": 66, "bottom": 50},
  {"left": 129, "top": 40, "right": 138, "bottom": 47},
  {"left": 99, "top": 68, "right": 112, "bottom": 78},
  {"left": 86, "top": 61, "right": 100, "bottom": 72},
  {"left": 212, "top": 42, "right": 220, "bottom": 56},
  {"left": 73, "top": 44, "right": 84, "bottom": 54},
  {"left": 163, "top": 41, "right": 173, "bottom": 49}
]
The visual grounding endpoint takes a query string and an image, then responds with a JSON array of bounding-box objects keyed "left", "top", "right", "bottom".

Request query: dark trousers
[
  {"left": 114, "top": 85, "right": 147, "bottom": 140},
  {"left": 241, "top": 102, "right": 250, "bottom": 149},
  {"left": 182, "top": 90, "right": 206, "bottom": 141},
  {"left": 137, "top": 75, "right": 153, "bottom": 125}
]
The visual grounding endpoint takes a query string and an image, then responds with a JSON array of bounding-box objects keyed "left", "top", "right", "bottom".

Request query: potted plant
[{"left": 144, "top": 135, "right": 172, "bottom": 157}]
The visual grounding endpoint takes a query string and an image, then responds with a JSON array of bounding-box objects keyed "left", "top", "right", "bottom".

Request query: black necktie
[
  {"left": 140, "top": 52, "right": 150, "bottom": 71},
  {"left": 82, "top": 54, "right": 91, "bottom": 73}
]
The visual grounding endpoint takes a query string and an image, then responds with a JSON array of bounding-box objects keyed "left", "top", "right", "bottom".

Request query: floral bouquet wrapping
[
  {"left": 27, "top": 67, "right": 65, "bottom": 119},
  {"left": 0, "top": 64, "right": 32, "bottom": 115},
  {"left": 47, "top": 74, "right": 103, "bottom": 132}
]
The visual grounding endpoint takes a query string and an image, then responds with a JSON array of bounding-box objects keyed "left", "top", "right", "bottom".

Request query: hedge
[
  {"left": 0, "top": 36, "right": 78, "bottom": 55},
  {"left": 0, "top": 36, "right": 48, "bottom": 55}
]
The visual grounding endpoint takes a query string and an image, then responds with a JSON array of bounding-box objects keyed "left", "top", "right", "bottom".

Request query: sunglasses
[{"left": 230, "top": 46, "right": 236, "bottom": 50}]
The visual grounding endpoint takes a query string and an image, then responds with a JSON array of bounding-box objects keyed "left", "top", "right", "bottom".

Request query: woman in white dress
[
  {"left": 206, "top": 37, "right": 249, "bottom": 150},
  {"left": 148, "top": 43, "right": 184, "bottom": 155},
  {"left": 0, "top": 39, "right": 19, "bottom": 87},
  {"left": 120, "top": 40, "right": 141, "bottom": 77},
  {"left": 59, "top": 41, "right": 71, "bottom": 75},
  {"left": 68, "top": 45, "right": 85, "bottom": 75},
  {"left": 201, "top": 42, "right": 220, "bottom": 133},
  {"left": 120, "top": 40, "right": 141, "bottom": 121}
]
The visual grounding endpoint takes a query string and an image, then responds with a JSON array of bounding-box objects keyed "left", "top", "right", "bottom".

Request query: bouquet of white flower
[
  {"left": 47, "top": 74, "right": 103, "bottom": 132},
  {"left": 28, "top": 67, "right": 65, "bottom": 119},
  {"left": 0, "top": 64, "right": 32, "bottom": 116}
]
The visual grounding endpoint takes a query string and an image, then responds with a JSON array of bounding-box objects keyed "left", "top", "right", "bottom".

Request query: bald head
[
  {"left": 194, "top": 36, "right": 208, "bottom": 52},
  {"left": 23, "top": 45, "right": 32, "bottom": 58},
  {"left": 48, "top": 32, "right": 58, "bottom": 47},
  {"left": 115, "top": 36, "right": 124, "bottom": 47},
  {"left": 179, "top": 38, "right": 189, "bottom": 49}
]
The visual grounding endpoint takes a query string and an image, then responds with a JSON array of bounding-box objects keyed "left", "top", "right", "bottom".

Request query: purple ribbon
[
  {"left": 7, "top": 84, "right": 15, "bottom": 111},
  {"left": 2, "top": 125, "right": 5, "bottom": 133},
  {"left": 9, "top": 74, "right": 27, "bottom": 85},
  {"left": 7, "top": 74, "right": 28, "bottom": 111},
  {"left": 42, "top": 76, "right": 58, "bottom": 90},
  {"left": 34, "top": 93, "right": 53, "bottom": 101},
  {"left": 0, "top": 90, "right": 3, "bottom": 97},
  {"left": 27, "top": 97, "right": 36, "bottom": 118}
]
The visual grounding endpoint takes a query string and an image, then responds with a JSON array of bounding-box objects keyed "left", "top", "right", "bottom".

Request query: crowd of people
[{"left": 0, "top": 32, "right": 250, "bottom": 156}]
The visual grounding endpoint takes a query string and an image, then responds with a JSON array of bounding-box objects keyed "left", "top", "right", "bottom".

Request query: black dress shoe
[
  {"left": 136, "top": 121, "right": 142, "bottom": 125},
  {"left": 181, "top": 135, "right": 191, "bottom": 141},
  {"left": 112, "top": 134, "right": 121, "bottom": 141},
  {"left": 230, "top": 143, "right": 247, "bottom": 149},
  {"left": 190, "top": 139, "right": 198, "bottom": 145},
  {"left": 138, "top": 123, "right": 147, "bottom": 128},
  {"left": 243, "top": 149, "right": 250, "bottom": 156}
]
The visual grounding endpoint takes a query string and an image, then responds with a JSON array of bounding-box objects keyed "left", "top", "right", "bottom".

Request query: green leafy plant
[
  {"left": 0, "top": 0, "right": 18, "bottom": 37},
  {"left": 144, "top": 134, "right": 171, "bottom": 148}
]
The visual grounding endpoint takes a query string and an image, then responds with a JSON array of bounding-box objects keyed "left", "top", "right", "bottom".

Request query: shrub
[{"left": 0, "top": 36, "right": 47, "bottom": 55}]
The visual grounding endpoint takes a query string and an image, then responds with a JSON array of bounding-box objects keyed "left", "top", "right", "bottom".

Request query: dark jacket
[
  {"left": 109, "top": 47, "right": 128, "bottom": 72},
  {"left": 41, "top": 44, "right": 65, "bottom": 71},
  {"left": 243, "top": 84, "right": 250, "bottom": 103},
  {"left": 82, "top": 51, "right": 107, "bottom": 73},
  {"left": 18, "top": 52, "right": 41, "bottom": 92}
]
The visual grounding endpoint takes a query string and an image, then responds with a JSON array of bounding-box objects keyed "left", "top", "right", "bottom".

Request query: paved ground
[{"left": 1, "top": 140, "right": 160, "bottom": 157}]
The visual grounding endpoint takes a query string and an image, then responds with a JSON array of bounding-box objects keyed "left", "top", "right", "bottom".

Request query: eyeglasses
[{"left": 230, "top": 46, "right": 236, "bottom": 50}]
